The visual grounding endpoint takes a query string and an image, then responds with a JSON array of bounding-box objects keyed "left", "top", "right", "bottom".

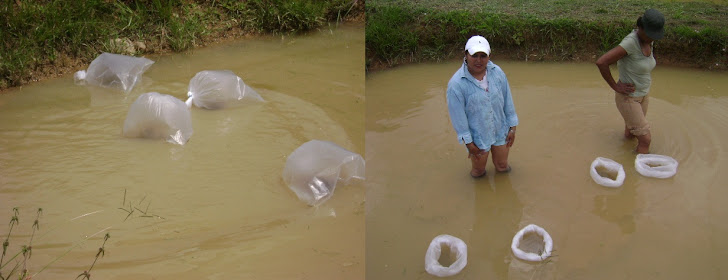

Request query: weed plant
[
  {"left": 118, "top": 189, "right": 165, "bottom": 221},
  {"left": 0, "top": 208, "right": 116, "bottom": 279},
  {"left": 76, "top": 233, "right": 110, "bottom": 280},
  {"left": 0, "top": 208, "right": 41, "bottom": 280}
]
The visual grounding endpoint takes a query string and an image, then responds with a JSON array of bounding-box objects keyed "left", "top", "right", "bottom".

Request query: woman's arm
[
  {"left": 446, "top": 84, "right": 473, "bottom": 145},
  {"left": 447, "top": 85, "right": 483, "bottom": 157},
  {"left": 596, "top": 46, "right": 635, "bottom": 95}
]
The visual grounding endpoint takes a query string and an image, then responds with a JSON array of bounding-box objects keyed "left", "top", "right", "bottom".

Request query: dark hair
[{"left": 636, "top": 16, "right": 643, "bottom": 28}]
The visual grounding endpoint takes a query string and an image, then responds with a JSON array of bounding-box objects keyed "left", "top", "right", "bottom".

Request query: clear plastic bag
[
  {"left": 511, "top": 224, "right": 553, "bottom": 262},
  {"left": 424, "top": 234, "right": 467, "bottom": 277},
  {"left": 635, "top": 154, "right": 678, "bottom": 178},
  {"left": 74, "top": 52, "right": 154, "bottom": 93},
  {"left": 122, "top": 92, "right": 193, "bottom": 145},
  {"left": 282, "top": 140, "right": 364, "bottom": 206},
  {"left": 590, "top": 157, "right": 625, "bottom": 188},
  {"left": 185, "top": 70, "right": 264, "bottom": 109}
]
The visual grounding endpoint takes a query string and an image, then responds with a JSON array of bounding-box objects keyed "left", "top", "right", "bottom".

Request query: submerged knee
[{"left": 494, "top": 161, "right": 509, "bottom": 171}]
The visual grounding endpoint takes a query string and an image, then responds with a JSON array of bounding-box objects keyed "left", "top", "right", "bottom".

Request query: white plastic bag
[
  {"left": 185, "top": 70, "right": 264, "bottom": 109},
  {"left": 75, "top": 52, "right": 154, "bottom": 93},
  {"left": 635, "top": 154, "right": 678, "bottom": 178},
  {"left": 590, "top": 157, "right": 625, "bottom": 187},
  {"left": 122, "top": 92, "right": 193, "bottom": 145},
  {"left": 511, "top": 224, "right": 553, "bottom": 262},
  {"left": 425, "top": 234, "right": 467, "bottom": 277},
  {"left": 282, "top": 140, "right": 364, "bottom": 206}
]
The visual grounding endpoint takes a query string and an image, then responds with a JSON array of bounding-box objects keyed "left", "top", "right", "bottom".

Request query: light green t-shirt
[{"left": 617, "top": 30, "right": 656, "bottom": 97}]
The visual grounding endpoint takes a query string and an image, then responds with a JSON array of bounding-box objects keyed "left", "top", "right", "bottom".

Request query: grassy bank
[
  {"left": 0, "top": 0, "right": 363, "bottom": 91},
  {"left": 366, "top": 0, "right": 728, "bottom": 71}
]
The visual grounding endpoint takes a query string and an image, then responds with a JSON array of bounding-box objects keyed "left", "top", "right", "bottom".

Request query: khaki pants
[{"left": 615, "top": 93, "right": 650, "bottom": 136}]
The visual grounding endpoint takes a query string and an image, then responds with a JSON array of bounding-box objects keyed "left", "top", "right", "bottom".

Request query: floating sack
[
  {"left": 185, "top": 70, "right": 264, "bottom": 109},
  {"left": 635, "top": 154, "right": 678, "bottom": 178},
  {"left": 74, "top": 52, "right": 154, "bottom": 93},
  {"left": 122, "top": 92, "right": 193, "bottom": 145},
  {"left": 590, "top": 157, "right": 625, "bottom": 188},
  {"left": 424, "top": 234, "right": 467, "bottom": 277},
  {"left": 282, "top": 140, "right": 364, "bottom": 206},
  {"left": 511, "top": 224, "right": 553, "bottom": 262}
]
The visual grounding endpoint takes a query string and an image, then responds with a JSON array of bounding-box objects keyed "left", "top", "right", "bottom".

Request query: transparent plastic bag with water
[
  {"left": 122, "top": 92, "right": 193, "bottom": 145},
  {"left": 185, "top": 70, "right": 264, "bottom": 109},
  {"left": 74, "top": 52, "right": 154, "bottom": 93},
  {"left": 282, "top": 140, "right": 364, "bottom": 206}
]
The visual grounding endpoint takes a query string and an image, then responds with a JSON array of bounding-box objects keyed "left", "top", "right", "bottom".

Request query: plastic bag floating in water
[
  {"left": 511, "top": 224, "right": 553, "bottom": 262},
  {"left": 424, "top": 234, "right": 467, "bottom": 277},
  {"left": 122, "top": 92, "right": 193, "bottom": 145},
  {"left": 282, "top": 140, "right": 364, "bottom": 206},
  {"left": 186, "top": 70, "right": 264, "bottom": 109},
  {"left": 590, "top": 157, "right": 625, "bottom": 188},
  {"left": 635, "top": 154, "right": 678, "bottom": 178},
  {"left": 74, "top": 52, "right": 154, "bottom": 93}
]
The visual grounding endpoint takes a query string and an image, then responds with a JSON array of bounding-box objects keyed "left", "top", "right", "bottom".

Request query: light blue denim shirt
[{"left": 447, "top": 61, "right": 519, "bottom": 151}]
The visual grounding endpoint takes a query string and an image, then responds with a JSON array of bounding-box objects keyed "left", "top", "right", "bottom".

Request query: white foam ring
[
  {"left": 635, "top": 154, "right": 678, "bottom": 178},
  {"left": 511, "top": 224, "right": 553, "bottom": 262},
  {"left": 590, "top": 157, "right": 625, "bottom": 188},
  {"left": 424, "top": 234, "right": 467, "bottom": 277}
]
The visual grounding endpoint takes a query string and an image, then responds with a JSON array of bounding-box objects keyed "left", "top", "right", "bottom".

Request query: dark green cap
[{"left": 642, "top": 9, "right": 665, "bottom": 40}]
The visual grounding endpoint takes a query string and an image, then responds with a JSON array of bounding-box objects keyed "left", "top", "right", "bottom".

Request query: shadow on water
[{"left": 470, "top": 174, "right": 523, "bottom": 278}]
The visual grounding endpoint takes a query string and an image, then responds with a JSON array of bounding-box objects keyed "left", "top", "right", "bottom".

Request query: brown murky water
[
  {"left": 0, "top": 23, "right": 364, "bottom": 279},
  {"left": 366, "top": 60, "right": 728, "bottom": 279}
]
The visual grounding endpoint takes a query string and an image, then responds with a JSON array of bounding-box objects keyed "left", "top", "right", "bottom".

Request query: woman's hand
[
  {"left": 466, "top": 142, "right": 481, "bottom": 158},
  {"left": 506, "top": 128, "right": 516, "bottom": 147},
  {"left": 613, "top": 81, "right": 635, "bottom": 95}
]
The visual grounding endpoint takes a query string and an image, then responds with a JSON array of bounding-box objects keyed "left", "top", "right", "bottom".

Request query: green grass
[
  {"left": 366, "top": 0, "right": 728, "bottom": 71},
  {"left": 0, "top": 0, "right": 362, "bottom": 90}
]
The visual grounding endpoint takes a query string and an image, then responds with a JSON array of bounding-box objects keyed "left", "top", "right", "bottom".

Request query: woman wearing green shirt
[{"left": 596, "top": 9, "right": 665, "bottom": 154}]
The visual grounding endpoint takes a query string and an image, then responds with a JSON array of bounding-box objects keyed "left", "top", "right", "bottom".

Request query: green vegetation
[
  {"left": 76, "top": 233, "right": 110, "bottom": 280},
  {"left": 366, "top": 0, "right": 728, "bottom": 71},
  {"left": 0, "top": 208, "right": 41, "bottom": 280},
  {"left": 0, "top": 0, "right": 363, "bottom": 91},
  {"left": 0, "top": 207, "right": 118, "bottom": 279}
]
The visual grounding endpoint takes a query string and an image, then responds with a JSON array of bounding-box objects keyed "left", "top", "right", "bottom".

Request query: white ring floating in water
[
  {"left": 424, "top": 234, "right": 467, "bottom": 277},
  {"left": 511, "top": 224, "right": 553, "bottom": 262},
  {"left": 635, "top": 154, "right": 678, "bottom": 178},
  {"left": 590, "top": 157, "right": 625, "bottom": 187}
]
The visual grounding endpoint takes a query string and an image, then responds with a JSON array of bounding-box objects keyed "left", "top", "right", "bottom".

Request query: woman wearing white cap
[
  {"left": 596, "top": 8, "right": 665, "bottom": 154},
  {"left": 446, "top": 35, "right": 519, "bottom": 178}
]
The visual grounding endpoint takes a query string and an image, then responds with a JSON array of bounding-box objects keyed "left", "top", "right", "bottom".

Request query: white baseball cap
[{"left": 465, "top": 35, "right": 491, "bottom": 56}]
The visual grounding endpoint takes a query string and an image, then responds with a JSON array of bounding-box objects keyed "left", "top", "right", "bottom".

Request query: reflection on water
[
  {"left": 0, "top": 23, "right": 364, "bottom": 279},
  {"left": 366, "top": 60, "right": 728, "bottom": 279}
]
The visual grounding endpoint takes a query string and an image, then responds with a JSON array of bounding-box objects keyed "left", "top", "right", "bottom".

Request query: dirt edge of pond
[{"left": 0, "top": 1, "right": 365, "bottom": 94}]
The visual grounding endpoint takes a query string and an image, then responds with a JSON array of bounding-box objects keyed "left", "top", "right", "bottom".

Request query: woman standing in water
[
  {"left": 447, "top": 35, "right": 519, "bottom": 178},
  {"left": 596, "top": 8, "right": 665, "bottom": 154}
]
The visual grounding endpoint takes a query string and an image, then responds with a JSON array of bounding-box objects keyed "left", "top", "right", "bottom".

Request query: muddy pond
[
  {"left": 0, "top": 23, "right": 364, "bottom": 280},
  {"left": 365, "top": 60, "right": 728, "bottom": 279}
]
